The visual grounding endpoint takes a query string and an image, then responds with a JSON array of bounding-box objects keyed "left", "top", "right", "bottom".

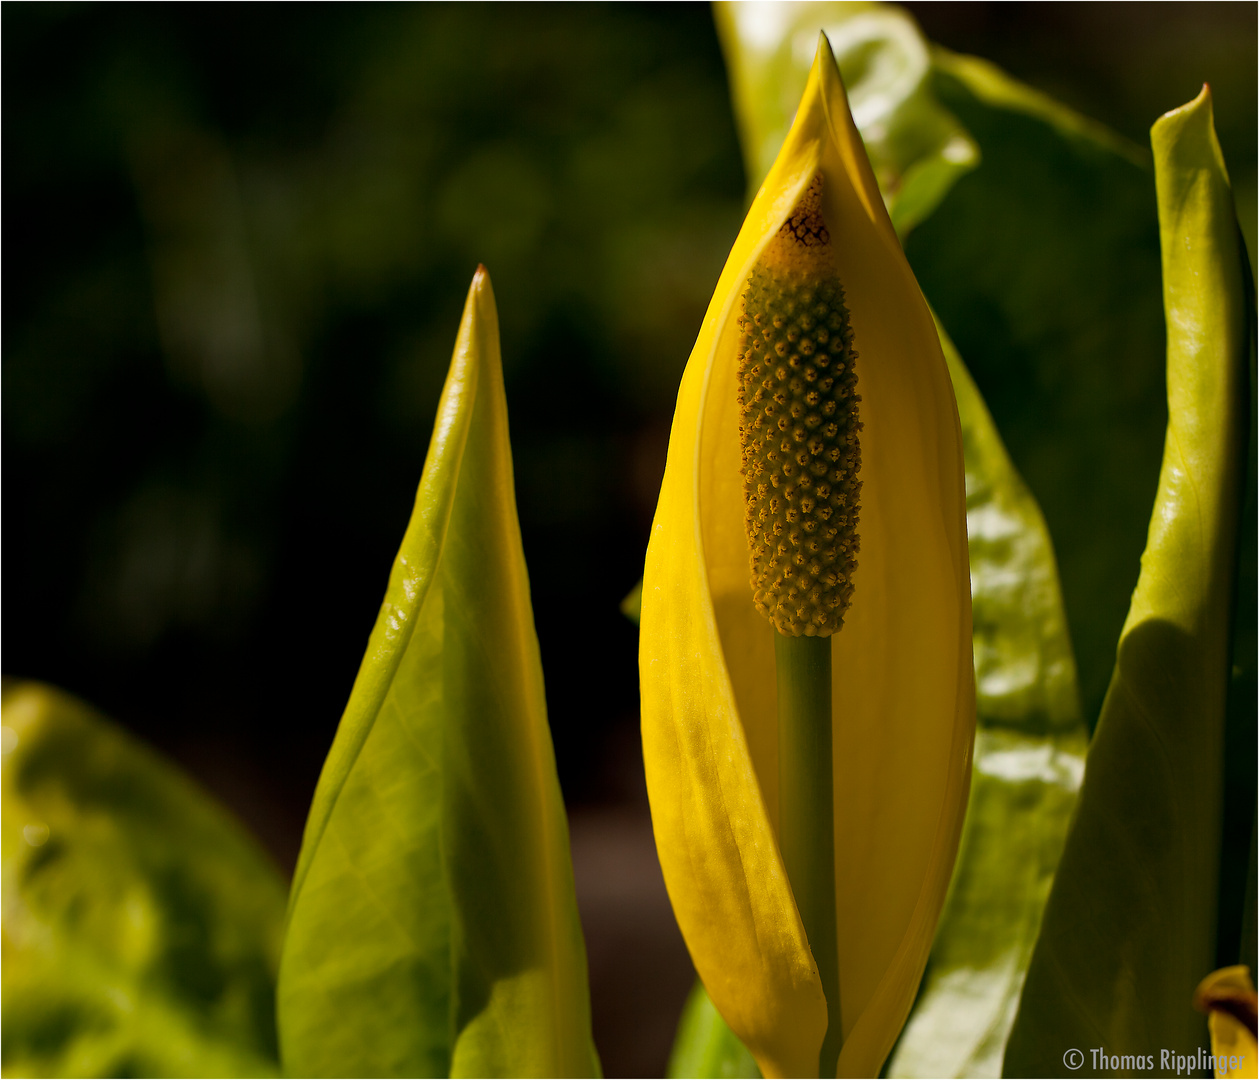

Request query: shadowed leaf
[{"left": 1003, "top": 86, "right": 1250, "bottom": 1079}]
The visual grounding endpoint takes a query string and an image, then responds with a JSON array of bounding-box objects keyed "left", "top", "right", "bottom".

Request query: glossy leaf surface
[
  {"left": 903, "top": 51, "right": 1165, "bottom": 725},
  {"left": 277, "top": 268, "right": 598, "bottom": 1078},
  {"left": 885, "top": 321, "right": 1087, "bottom": 1078},
  {"left": 1003, "top": 86, "right": 1250, "bottom": 1078},
  {"left": 641, "top": 37, "right": 974, "bottom": 1078},
  {"left": 2, "top": 681, "right": 286, "bottom": 1079}
]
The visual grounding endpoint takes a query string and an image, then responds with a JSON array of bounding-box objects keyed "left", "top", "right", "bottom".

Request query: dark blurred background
[{"left": 5, "top": 4, "right": 1255, "bottom": 1075}]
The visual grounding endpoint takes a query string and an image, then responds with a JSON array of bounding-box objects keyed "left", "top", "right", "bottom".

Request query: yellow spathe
[
  {"left": 639, "top": 35, "right": 974, "bottom": 1079},
  {"left": 1196, "top": 966, "right": 1258, "bottom": 1080}
]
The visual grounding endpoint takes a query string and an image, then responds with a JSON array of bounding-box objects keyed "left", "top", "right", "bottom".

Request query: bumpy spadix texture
[{"left": 737, "top": 173, "right": 861, "bottom": 636}]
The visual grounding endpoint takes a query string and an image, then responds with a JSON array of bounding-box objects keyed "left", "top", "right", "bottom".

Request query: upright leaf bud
[{"left": 736, "top": 173, "right": 862, "bottom": 636}]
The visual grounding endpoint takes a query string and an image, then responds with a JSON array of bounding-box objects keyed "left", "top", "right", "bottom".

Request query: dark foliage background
[
  {"left": 6, "top": 3, "right": 745, "bottom": 851},
  {"left": 5, "top": 4, "right": 1255, "bottom": 1075}
]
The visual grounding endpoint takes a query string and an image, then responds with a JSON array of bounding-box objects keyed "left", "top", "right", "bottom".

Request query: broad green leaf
[
  {"left": 2, "top": 680, "right": 286, "bottom": 1079},
  {"left": 904, "top": 49, "right": 1165, "bottom": 725},
  {"left": 276, "top": 267, "right": 599, "bottom": 1078},
  {"left": 1003, "top": 86, "right": 1250, "bottom": 1077},
  {"left": 885, "top": 320, "right": 1087, "bottom": 1078}
]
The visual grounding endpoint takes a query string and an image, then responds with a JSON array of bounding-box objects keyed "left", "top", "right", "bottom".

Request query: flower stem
[{"left": 776, "top": 631, "right": 841, "bottom": 1078}]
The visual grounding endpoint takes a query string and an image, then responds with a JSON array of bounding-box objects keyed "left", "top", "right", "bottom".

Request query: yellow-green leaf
[
  {"left": 1003, "top": 86, "right": 1250, "bottom": 1078},
  {"left": 2, "top": 681, "right": 286, "bottom": 1079},
  {"left": 276, "top": 267, "right": 599, "bottom": 1078}
]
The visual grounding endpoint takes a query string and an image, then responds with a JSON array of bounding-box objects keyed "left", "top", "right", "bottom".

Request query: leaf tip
[
  {"left": 457, "top": 264, "right": 500, "bottom": 370},
  {"left": 1153, "top": 82, "right": 1214, "bottom": 136},
  {"left": 469, "top": 263, "right": 496, "bottom": 308}
]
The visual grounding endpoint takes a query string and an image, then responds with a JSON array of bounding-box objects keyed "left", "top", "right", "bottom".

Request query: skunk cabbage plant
[{"left": 639, "top": 36, "right": 974, "bottom": 1079}]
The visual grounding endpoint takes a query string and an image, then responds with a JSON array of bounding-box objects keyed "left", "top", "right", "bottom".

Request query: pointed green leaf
[
  {"left": 1003, "top": 86, "right": 1250, "bottom": 1077},
  {"left": 886, "top": 320, "right": 1087, "bottom": 1078},
  {"left": 276, "top": 267, "right": 599, "bottom": 1078},
  {"left": 2, "top": 681, "right": 286, "bottom": 1078}
]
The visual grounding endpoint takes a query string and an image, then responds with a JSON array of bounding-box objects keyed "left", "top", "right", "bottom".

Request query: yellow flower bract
[
  {"left": 640, "top": 35, "right": 975, "bottom": 1078},
  {"left": 1196, "top": 966, "right": 1258, "bottom": 1080}
]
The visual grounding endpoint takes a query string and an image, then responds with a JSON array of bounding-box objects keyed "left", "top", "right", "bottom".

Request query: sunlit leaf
[
  {"left": 276, "top": 267, "right": 599, "bottom": 1078},
  {"left": 1, "top": 681, "right": 286, "bottom": 1079},
  {"left": 1003, "top": 86, "right": 1250, "bottom": 1078}
]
